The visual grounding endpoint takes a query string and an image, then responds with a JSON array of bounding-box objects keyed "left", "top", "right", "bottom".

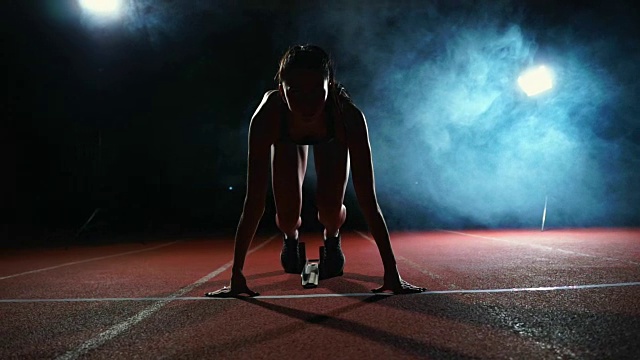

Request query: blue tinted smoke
[
  {"left": 286, "top": 1, "right": 640, "bottom": 228},
  {"left": 68, "top": 0, "right": 640, "bottom": 229}
]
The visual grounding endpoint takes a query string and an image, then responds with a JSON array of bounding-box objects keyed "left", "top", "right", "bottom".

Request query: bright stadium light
[
  {"left": 518, "top": 65, "right": 554, "bottom": 97},
  {"left": 79, "top": 0, "right": 123, "bottom": 17}
]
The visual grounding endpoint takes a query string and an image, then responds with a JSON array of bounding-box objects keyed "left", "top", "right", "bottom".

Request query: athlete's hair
[
  {"left": 275, "top": 44, "right": 351, "bottom": 110},
  {"left": 275, "top": 44, "right": 334, "bottom": 84}
]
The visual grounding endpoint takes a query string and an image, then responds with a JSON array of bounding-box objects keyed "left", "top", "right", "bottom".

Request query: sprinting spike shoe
[
  {"left": 321, "top": 233, "right": 345, "bottom": 279},
  {"left": 280, "top": 235, "right": 303, "bottom": 274}
]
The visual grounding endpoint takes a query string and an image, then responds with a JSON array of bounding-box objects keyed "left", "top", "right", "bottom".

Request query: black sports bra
[{"left": 278, "top": 101, "right": 336, "bottom": 145}]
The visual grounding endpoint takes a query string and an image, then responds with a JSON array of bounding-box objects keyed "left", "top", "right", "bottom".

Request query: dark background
[{"left": 2, "top": 0, "right": 639, "bottom": 247}]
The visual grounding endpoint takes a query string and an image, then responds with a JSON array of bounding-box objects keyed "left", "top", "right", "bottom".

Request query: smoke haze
[
  {"left": 10, "top": 0, "right": 638, "bottom": 235},
  {"left": 279, "top": 1, "right": 640, "bottom": 228}
]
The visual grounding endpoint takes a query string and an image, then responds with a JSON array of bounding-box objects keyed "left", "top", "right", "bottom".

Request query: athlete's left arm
[
  {"left": 345, "top": 105, "right": 378, "bottom": 214},
  {"left": 345, "top": 104, "right": 397, "bottom": 270}
]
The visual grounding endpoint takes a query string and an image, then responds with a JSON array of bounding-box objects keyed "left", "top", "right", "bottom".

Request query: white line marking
[
  {"left": 355, "top": 231, "right": 461, "bottom": 290},
  {"left": 0, "top": 242, "right": 180, "bottom": 280},
  {"left": 54, "top": 234, "right": 278, "bottom": 360},
  {"left": 355, "top": 230, "right": 372, "bottom": 243},
  {"left": 397, "top": 256, "right": 442, "bottom": 280},
  {"left": 355, "top": 231, "right": 447, "bottom": 282},
  {"left": 3, "top": 282, "right": 639, "bottom": 303},
  {"left": 440, "top": 230, "right": 640, "bottom": 265}
]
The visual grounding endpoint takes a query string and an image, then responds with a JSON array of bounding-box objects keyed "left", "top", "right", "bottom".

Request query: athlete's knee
[
  {"left": 317, "top": 204, "right": 347, "bottom": 225},
  {"left": 275, "top": 213, "right": 302, "bottom": 234}
]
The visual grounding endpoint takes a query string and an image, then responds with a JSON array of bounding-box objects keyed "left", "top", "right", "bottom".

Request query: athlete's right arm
[{"left": 231, "top": 91, "right": 277, "bottom": 275}]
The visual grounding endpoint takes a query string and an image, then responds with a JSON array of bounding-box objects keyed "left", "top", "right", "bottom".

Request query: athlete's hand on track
[
  {"left": 371, "top": 272, "right": 426, "bottom": 295},
  {"left": 204, "top": 271, "right": 260, "bottom": 298}
]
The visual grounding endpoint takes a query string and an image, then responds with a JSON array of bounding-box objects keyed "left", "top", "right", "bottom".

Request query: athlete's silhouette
[{"left": 205, "top": 45, "right": 425, "bottom": 297}]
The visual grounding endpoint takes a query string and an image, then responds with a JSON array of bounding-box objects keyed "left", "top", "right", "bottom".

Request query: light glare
[
  {"left": 518, "top": 65, "right": 553, "bottom": 97},
  {"left": 79, "top": 0, "right": 122, "bottom": 16}
]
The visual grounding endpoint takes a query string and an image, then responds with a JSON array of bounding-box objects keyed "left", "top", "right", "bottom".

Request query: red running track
[{"left": 1, "top": 229, "right": 639, "bottom": 359}]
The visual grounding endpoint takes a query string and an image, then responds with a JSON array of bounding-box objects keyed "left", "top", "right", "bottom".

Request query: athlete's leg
[
  {"left": 272, "top": 142, "right": 308, "bottom": 273},
  {"left": 313, "top": 142, "right": 350, "bottom": 238},
  {"left": 314, "top": 141, "right": 349, "bottom": 277},
  {"left": 272, "top": 143, "right": 308, "bottom": 239}
]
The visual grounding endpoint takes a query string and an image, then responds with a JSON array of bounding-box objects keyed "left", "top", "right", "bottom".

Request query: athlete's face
[{"left": 280, "top": 69, "right": 329, "bottom": 118}]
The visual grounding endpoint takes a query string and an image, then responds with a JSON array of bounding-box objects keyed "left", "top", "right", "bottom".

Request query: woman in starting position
[{"left": 206, "top": 45, "right": 425, "bottom": 297}]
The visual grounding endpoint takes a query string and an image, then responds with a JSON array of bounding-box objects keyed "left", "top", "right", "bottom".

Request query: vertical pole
[{"left": 541, "top": 195, "right": 548, "bottom": 232}]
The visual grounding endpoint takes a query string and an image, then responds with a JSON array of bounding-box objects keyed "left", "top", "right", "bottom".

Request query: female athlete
[{"left": 205, "top": 45, "right": 425, "bottom": 297}]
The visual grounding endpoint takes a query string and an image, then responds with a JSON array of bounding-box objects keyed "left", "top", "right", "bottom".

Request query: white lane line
[
  {"left": 54, "top": 234, "right": 278, "bottom": 360},
  {"left": 355, "top": 231, "right": 461, "bottom": 291},
  {"left": 397, "top": 256, "right": 443, "bottom": 281},
  {"left": 0, "top": 242, "right": 180, "bottom": 280},
  {"left": 355, "top": 231, "right": 446, "bottom": 282},
  {"left": 3, "top": 281, "right": 640, "bottom": 303},
  {"left": 440, "top": 230, "right": 640, "bottom": 266},
  {"left": 355, "top": 231, "right": 372, "bottom": 242}
]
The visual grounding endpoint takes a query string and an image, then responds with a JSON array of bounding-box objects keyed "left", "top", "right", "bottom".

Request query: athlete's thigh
[
  {"left": 313, "top": 142, "right": 350, "bottom": 207},
  {"left": 271, "top": 142, "right": 308, "bottom": 215}
]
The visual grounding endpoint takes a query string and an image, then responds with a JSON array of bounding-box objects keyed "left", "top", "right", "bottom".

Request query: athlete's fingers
[
  {"left": 394, "top": 280, "right": 427, "bottom": 294},
  {"left": 371, "top": 285, "right": 393, "bottom": 293},
  {"left": 205, "top": 285, "right": 261, "bottom": 298},
  {"left": 204, "top": 286, "right": 233, "bottom": 298},
  {"left": 245, "top": 290, "right": 260, "bottom": 297},
  {"left": 371, "top": 285, "right": 385, "bottom": 293}
]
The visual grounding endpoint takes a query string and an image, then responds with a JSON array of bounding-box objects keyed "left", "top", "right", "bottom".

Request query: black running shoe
[
  {"left": 280, "top": 236, "right": 303, "bottom": 274},
  {"left": 322, "top": 234, "right": 345, "bottom": 278}
]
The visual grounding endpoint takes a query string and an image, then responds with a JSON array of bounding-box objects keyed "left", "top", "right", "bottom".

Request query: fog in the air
[
  {"left": 71, "top": 0, "right": 640, "bottom": 229},
  {"left": 280, "top": 1, "right": 640, "bottom": 229}
]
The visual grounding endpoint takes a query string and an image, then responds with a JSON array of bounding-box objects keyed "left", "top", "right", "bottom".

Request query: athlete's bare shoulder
[
  {"left": 340, "top": 99, "right": 367, "bottom": 132},
  {"left": 338, "top": 99, "right": 374, "bottom": 150},
  {"left": 249, "top": 90, "right": 281, "bottom": 141},
  {"left": 252, "top": 90, "right": 281, "bottom": 119}
]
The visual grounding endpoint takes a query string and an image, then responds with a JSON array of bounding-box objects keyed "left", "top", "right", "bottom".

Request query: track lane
[
  {"left": 1, "top": 238, "right": 235, "bottom": 299},
  {"left": 380, "top": 230, "right": 640, "bottom": 291},
  {"left": 54, "top": 234, "right": 278, "bottom": 360},
  {"left": 0, "top": 241, "right": 180, "bottom": 279},
  {"left": 79, "top": 232, "right": 560, "bottom": 360},
  {"left": 2, "top": 229, "right": 639, "bottom": 359},
  {"left": 0, "top": 234, "right": 273, "bottom": 359},
  {"left": 441, "top": 229, "right": 640, "bottom": 265}
]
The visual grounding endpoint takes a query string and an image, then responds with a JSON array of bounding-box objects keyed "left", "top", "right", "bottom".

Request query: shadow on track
[{"left": 194, "top": 295, "right": 473, "bottom": 359}]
